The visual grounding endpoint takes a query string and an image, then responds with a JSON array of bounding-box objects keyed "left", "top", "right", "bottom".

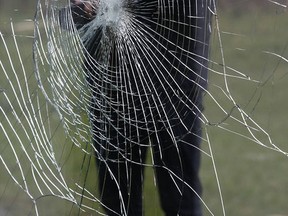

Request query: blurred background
[{"left": 1, "top": 0, "right": 288, "bottom": 215}]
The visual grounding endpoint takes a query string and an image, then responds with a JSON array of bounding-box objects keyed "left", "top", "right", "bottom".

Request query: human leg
[
  {"left": 92, "top": 106, "right": 148, "bottom": 216},
  {"left": 94, "top": 122, "right": 146, "bottom": 216},
  {"left": 96, "top": 144, "right": 147, "bottom": 216},
  {"left": 153, "top": 100, "right": 203, "bottom": 216}
]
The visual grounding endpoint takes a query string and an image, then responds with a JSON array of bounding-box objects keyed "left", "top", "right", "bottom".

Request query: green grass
[
  {"left": 1, "top": 2, "right": 288, "bottom": 216},
  {"left": 201, "top": 7, "right": 288, "bottom": 216}
]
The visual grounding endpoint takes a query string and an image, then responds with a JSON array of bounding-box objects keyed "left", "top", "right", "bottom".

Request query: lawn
[
  {"left": 201, "top": 4, "right": 288, "bottom": 216},
  {"left": 1, "top": 1, "right": 288, "bottom": 216}
]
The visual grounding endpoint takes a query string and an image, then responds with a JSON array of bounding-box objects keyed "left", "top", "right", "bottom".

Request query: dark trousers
[{"left": 92, "top": 89, "right": 204, "bottom": 216}]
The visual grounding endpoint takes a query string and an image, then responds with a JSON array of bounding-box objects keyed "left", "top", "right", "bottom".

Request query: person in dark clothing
[{"left": 60, "top": 0, "right": 212, "bottom": 215}]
